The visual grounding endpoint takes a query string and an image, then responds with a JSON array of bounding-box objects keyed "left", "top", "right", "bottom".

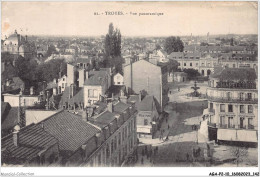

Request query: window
[
  {"left": 233, "top": 64, "right": 236, "bottom": 68},
  {"left": 201, "top": 63, "right": 204, "bottom": 66},
  {"left": 240, "top": 105, "right": 245, "bottom": 113},
  {"left": 248, "top": 105, "right": 253, "bottom": 113},
  {"left": 88, "top": 89, "right": 94, "bottom": 98},
  {"left": 247, "top": 93, "right": 252, "bottom": 100},
  {"left": 226, "top": 92, "right": 232, "bottom": 100},
  {"left": 220, "top": 104, "right": 225, "bottom": 112},
  {"left": 248, "top": 118, "right": 254, "bottom": 129},
  {"left": 114, "top": 137, "right": 117, "bottom": 150},
  {"left": 117, "top": 82, "right": 120, "bottom": 84},
  {"left": 190, "top": 63, "right": 192, "bottom": 66},
  {"left": 144, "top": 119, "right": 148, "bottom": 125},
  {"left": 62, "top": 83, "right": 65, "bottom": 88},
  {"left": 239, "top": 93, "right": 244, "bottom": 100},
  {"left": 63, "top": 78, "right": 65, "bottom": 81},
  {"left": 207, "top": 63, "right": 211, "bottom": 67},
  {"left": 228, "top": 117, "right": 233, "bottom": 128},
  {"left": 111, "top": 140, "right": 114, "bottom": 153},
  {"left": 220, "top": 116, "right": 225, "bottom": 126},
  {"left": 88, "top": 89, "right": 98, "bottom": 98},
  {"left": 106, "top": 144, "right": 110, "bottom": 158},
  {"left": 228, "top": 105, "right": 233, "bottom": 112},
  {"left": 178, "top": 62, "right": 180, "bottom": 66},
  {"left": 184, "top": 63, "right": 186, "bottom": 66},
  {"left": 196, "top": 63, "right": 198, "bottom": 67}
]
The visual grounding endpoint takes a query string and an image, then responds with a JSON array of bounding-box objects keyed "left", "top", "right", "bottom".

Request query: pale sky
[{"left": 1, "top": 1, "right": 258, "bottom": 38}]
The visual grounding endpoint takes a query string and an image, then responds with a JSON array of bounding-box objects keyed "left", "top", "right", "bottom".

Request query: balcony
[
  {"left": 218, "top": 124, "right": 235, "bottom": 129},
  {"left": 207, "top": 96, "right": 258, "bottom": 104}
]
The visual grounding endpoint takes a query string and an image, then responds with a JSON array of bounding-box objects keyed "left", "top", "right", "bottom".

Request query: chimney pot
[
  {"left": 108, "top": 102, "right": 114, "bottom": 113},
  {"left": 13, "top": 125, "right": 20, "bottom": 146},
  {"left": 82, "top": 109, "right": 88, "bottom": 121}
]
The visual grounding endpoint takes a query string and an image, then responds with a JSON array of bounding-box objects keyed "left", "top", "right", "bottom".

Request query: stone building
[
  {"left": 200, "top": 68, "right": 258, "bottom": 146},
  {"left": 124, "top": 59, "right": 169, "bottom": 112},
  {"left": 2, "top": 30, "right": 32, "bottom": 58}
]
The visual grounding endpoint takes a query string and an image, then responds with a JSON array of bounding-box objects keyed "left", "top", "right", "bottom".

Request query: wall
[
  {"left": 84, "top": 85, "right": 102, "bottom": 106},
  {"left": 124, "top": 60, "right": 165, "bottom": 111}
]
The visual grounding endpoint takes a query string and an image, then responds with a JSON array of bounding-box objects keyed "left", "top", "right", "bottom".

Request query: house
[
  {"left": 124, "top": 59, "right": 169, "bottom": 112},
  {"left": 113, "top": 73, "right": 124, "bottom": 86},
  {"left": 3, "top": 93, "right": 40, "bottom": 107},
  {"left": 58, "top": 75, "right": 67, "bottom": 94},
  {"left": 83, "top": 70, "right": 111, "bottom": 106},
  {"left": 1, "top": 124, "right": 59, "bottom": 166},
  {"left": 149, "top": 49, "right": 169, "bottom": 64},
  {"left": 128, "top": 94, "right": 160, "bottom": 138}
]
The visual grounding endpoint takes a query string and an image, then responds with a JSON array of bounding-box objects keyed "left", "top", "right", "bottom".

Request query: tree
[
  {"left": 183, "top": 68, "right": 200, "bottom": 80},
  {"left": 155, "top": 44, "right": 161, "bottom": 50},
  {"left": 166, "top": 59, "right": 179, "bottom": 73},
  {"left": 164, "top": 36, "right": 184, "bottom": 54},
  {"left": 104, "top": 23, "right": 122, "bottom": 68},
  {"left": 229, "top": 146, "right": 248, "bottom": 167}
]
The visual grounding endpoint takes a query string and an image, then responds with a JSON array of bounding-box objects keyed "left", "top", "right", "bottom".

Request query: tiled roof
[
  {"left": 113, "top": 102, "right": 130, "bottom": 113},
  {"left": 211, "top": 68, "right": 257, "bottom": 81},
  {"left": 89, "top": 111, "right": 117, "bottom": 128},
  {"left": 84, "top": 70, "right": 109, "bottom": 86},
  {"left": 41, "top": 111, "right": 100, "bottom": 152},
  {"left": 136, "top": 95, "right": 160, "bottom": 112},
  {"left": 1, "top": 123, "right": 58, "bottom": 162}
]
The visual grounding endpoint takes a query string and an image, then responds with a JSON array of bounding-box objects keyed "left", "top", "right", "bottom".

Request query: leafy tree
[
  {"left": 155, "top": 44, "right": 161, "bottom": 50},
  {"left": 104, "top": 23, "right": 122, "bottom": 68},
  {"left": 166, "top": 59, "right": 179, "bottom": 73},
  {"left": 164, "top": 36, "right": 184, "bottom": 54},
  {"left": 183, "top": 68, "right": 200, "bottom": 80}
]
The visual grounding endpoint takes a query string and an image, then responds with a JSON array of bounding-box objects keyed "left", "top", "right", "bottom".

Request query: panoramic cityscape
[{"left": 1, "top": 1, "right": 258, "bottom": 169}]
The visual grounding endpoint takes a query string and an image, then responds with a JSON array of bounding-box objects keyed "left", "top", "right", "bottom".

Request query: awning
[{"left": 217, "top": 129, "right": 257, "bottom": 143}]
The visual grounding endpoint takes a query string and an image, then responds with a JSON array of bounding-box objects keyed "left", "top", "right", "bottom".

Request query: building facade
[
  {"left": 201, "top": 68, "right": 258, "bottom": 146},
  {"left": 124, "top": 60, "right": 169, "bottom": 112}
]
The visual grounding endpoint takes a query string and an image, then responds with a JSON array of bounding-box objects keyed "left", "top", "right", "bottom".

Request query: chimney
[
  {"left": 85, "top": 71, "right": 89, "bottom": 80},
  {"left": 82, "top": 109, "right": 88, "bottom": 121},
  {"left": 71, "top": 84, "right": 74, "bottom": 98},
  {"left": 139, "top": 91, "right": 142, "bottom": 102},
  {"left": 108, "top": 102, "right": 114, "bottom": 113},
  {"left": 13, "top": 125, "right": 21, "bottom": 147},
  {"left": 30, "top": 86, "right": 34, "bottom": 95},
  {"left": 46, "top": 91, "right": 50, "bottom": 110}
]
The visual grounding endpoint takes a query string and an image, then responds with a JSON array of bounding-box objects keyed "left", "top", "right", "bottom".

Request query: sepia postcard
[{"left": 1, "top": 1, "right": 259, "bottom": 176}]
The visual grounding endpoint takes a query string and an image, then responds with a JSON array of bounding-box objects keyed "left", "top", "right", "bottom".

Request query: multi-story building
[
  {"left": 2, "top": 30, "right": 32, "bottom": 58},
  {"left": 1, "top": 124, "right": 59, "bottom": 166},
  {"left": 200, "top": 67, "right": 258, "bottom": 146},
  {"left": 81, "top": 100, "right": 138, "bottom": 167},
  {"left": 83, "top": 69, "right": 111, "bottom": 106},
  {"left": 124, "top": 59, "right": 169, "bottom": 112}
]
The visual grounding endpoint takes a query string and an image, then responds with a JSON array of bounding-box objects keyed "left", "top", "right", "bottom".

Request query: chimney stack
[
  {"left": 108, "top": 102, "right": 114, "bottom": 113},
  {"left": 13, "top": 125, "right": 21, "bottom": 147},
  {"left": 139, "top": 91, "right": 142, "bottom": 102},
  {"left": 82, "top": 109, "right": 88, "bottom": 121},
  {"left": 30, "top": 86, "right": 34, "bottom": 95},
  {"left": 85, "top": 71, "right": 89, "bottom": 80},
  {"left": 46, "top": 91, "right": 50, "bottom": 110}
]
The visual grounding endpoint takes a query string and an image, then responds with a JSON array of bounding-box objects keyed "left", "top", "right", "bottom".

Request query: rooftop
[
  {"left": 40, "top": 110, "right": 100, "bottom": 153},
  {"left": 1, "top": 123, "right": 58, "bottom": 162}
]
